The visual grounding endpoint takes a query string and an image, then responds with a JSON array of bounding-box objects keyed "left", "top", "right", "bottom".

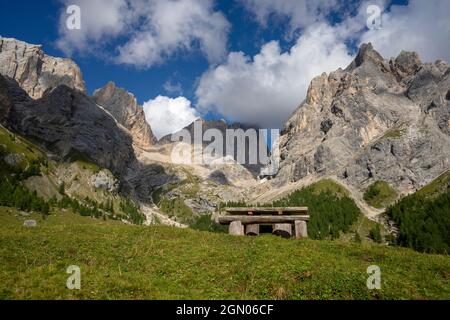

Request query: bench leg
[
  {"left": 229, "top": 221, "right": 244, "bottom": 236},
  {"left": 295, "top": 220, "right": 308, "bottom": 239},
  {"left": 246, "top": 224, "right": 260, "bottom": 236},
  {"left": 273, "top": 223, "right": 292, "bottom": 239}
]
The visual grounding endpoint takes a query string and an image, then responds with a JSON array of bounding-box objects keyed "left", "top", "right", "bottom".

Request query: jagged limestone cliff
[
  {"left": 0, "top": 37, "right": 86, "bottom": 99},
  {"left": 275, "top": 43, "right": 450, "bottom": 195},
  {"left": 0, "top": 75, "right": 136, "bottom": 175},
  {"left": 93, "top": 82, "right": 156, "bottom": 149}
]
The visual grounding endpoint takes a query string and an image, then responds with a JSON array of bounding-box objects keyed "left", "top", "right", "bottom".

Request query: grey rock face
[
  {"left": 0, "top": 75, "right": 136, "bottom": 176},
  {"left": 276, "top": 43, "right": 450, "bottom": 194},
  {"left": 0, "top": 37, "right": 86, "bottom": 99},
  {"left": 209, "top": 170, "right": 230, "bottom": 185},
  {"left": 93, "top": 82, "right": 155, "bottom": 149},
  {"left": 91, "top": 170, "right": 118, "bottom": 192},
  {"left": 159, "top": 119, "right": 268, "bottom": 177},
  {"left": 0, "top": 74, "right": 30, "bottom": 122},
  {"left": 122, "top": 162, "right": 180, "bottom": 202}
]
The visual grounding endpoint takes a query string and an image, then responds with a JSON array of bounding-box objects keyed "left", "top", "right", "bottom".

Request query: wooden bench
[{"left": 218, "top": 207, "right": 309, "bottom": 239}]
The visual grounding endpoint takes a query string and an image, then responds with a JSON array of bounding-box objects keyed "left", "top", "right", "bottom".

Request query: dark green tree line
[{"left": 386, "top": 189, "right": 450, "bottom": 254}]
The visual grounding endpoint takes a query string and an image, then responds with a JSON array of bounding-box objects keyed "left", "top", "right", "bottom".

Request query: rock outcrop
[
  {"left": 0, "top": 37, "right": 86, "bottom": 99},
  {"left": 159, "top": 118, "right": 268, "bottom": 177},
  {"left": 93, "top": 82, "right": 155, "bottom": 149},
  {"left": 90, "top": 170, "right": 119, "bottom": 192},
  {"left": 0, "top": 74, "right": 136, "bottom": 176},
  {"left": 276, "top": 43, "right": 450, "bottom": 194}
]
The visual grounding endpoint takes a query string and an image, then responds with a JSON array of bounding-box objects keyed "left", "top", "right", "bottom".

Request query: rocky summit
[
  {"left": 0, "top": 37, "right": 86, "bottom": 99},
  {"left": 275, "top": 43, "right": 450, "bottom": 196},
  {"left": 93, "top": 82, "right": 156, "bottom": 149}
]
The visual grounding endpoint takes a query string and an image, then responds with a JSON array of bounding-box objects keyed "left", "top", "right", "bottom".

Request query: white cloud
[
  {"left": 359, "top": 0, "right": 450, "bottom": 62},
  {"left": 57, "top": 0, "right": 230, "bottom": 68},
  {"left": 56, "top": 0, "right": 129, "bottom": 56},
  {"left": 241, "top": 0, "right": 450, "bottom": 63},
  {"left": 195, "top": 23, "right": 354, "bottom": 129},
  {"left": 239, "top": 0, "right": 350, "bottom": 34},
  {"left": 143, "top": 96, "right": 199, "bottom": 139},
  {"left": 163, "top": 79, "right": 183, "bottom": 95}
]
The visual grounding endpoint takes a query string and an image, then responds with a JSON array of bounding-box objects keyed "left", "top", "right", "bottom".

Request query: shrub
[
  {"left": 159, "top": 197, "right": 195, "bottom": 224},
  {"left": 369, "top": 225, "right": 383, "bottom": 243},
  {"left": 58, "top": 182, "right": 66, "bottom": 195},
  {"left": 190, "top": 214, "right": 227, "bottom": 233},
  {"left": 21, "top": 161, "right": 41, "bottom": 179}
]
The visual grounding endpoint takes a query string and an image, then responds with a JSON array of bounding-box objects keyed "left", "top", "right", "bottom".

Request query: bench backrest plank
[{"left": 224, "top": 207, "right": 308, "bottom": 215}]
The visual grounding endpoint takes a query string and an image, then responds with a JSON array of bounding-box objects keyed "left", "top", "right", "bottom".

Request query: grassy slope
[
  {"left": 292, "top": 179, "right": 390, "bottom": 242},
  {"left": 364, "top": 181, "right": 398, "bottom": 209},
  {"left": 384, "top": 170, "right": 450, "bottom": 253},
  {"left": 0, "top": 207, "right": 449, "bottom": 300},
  {"left": 0, "top": 125, "right": 43, "bottom": 163},
  {"left": 0, "top": 125, "right": 144, "bottom": 223},
  {"left": 0, "top": 124, "right": 44, "bottom": 178},
  {"left": 1, "top": 126, "right": 449, "bottom": 299},
  {"left": 416, "top": 170, "right": 450, "bottom": 198},
  {"left": 307, "top": 179, "right": 381, "bottom": 241},
  {"left": 308, "top": 179, "right": 350, "bottom": 197}
]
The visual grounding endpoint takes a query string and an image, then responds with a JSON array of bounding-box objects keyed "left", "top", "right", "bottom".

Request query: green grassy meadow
[
  {"left": 0, "top": 207, "right": 449, "bottom": 300},
  {"left": 1, "top": 125, "right": 449, "bottom": 300}
]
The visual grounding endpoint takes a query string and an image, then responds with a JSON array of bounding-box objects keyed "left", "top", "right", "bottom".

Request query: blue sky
[
  {"left": 1, "top": 0, "right": 448, "bottom": 138},
  {"left": 1, "top": 0, "right": 301, "bottom": 102}
]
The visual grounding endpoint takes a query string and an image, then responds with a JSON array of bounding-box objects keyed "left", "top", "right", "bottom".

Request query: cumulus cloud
[
  {"left": 57, "top": 0, "right": 450, "bottom": 133},
  {"left": 143, "top": 96, "right": 199, "bottom": 139},
  {"left": 359, "top": 0, "right": 450, "bottom": 62},
  {"left": 196, "top": 23, "right": 354, "bottom": 129},
  {"left": 239, "top": 0, "right": 353, "bottom": 35},
  {"left": 57, "top": 0, "right": 230, "bottom": 68},
  {"left": 56, "top": 0, "right": 129, "bottom": 55},
  {"left": 241, "top": 0, "right": 450, "bottom": 62}
]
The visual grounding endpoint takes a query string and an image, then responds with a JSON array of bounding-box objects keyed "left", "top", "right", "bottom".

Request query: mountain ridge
[
  {"left": 273, "top": 43, "right": 450, "bottom": 199},
  {"left": 0, "top": 37, "right": 449, "bottom": 226}
]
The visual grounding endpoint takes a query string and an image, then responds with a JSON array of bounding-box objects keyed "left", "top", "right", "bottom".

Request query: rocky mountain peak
[
  {"left": 346, "top": 42, "right": 385, "bottom": 70},
  {"left": 0, "top": 37, "right": 86, "bottom": 99},
  {"left": 93, "top": 82, "right": 156, "bottom": 149},
  {"left": 275, "top": 43, "right": 450, "bottom": 195}
]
